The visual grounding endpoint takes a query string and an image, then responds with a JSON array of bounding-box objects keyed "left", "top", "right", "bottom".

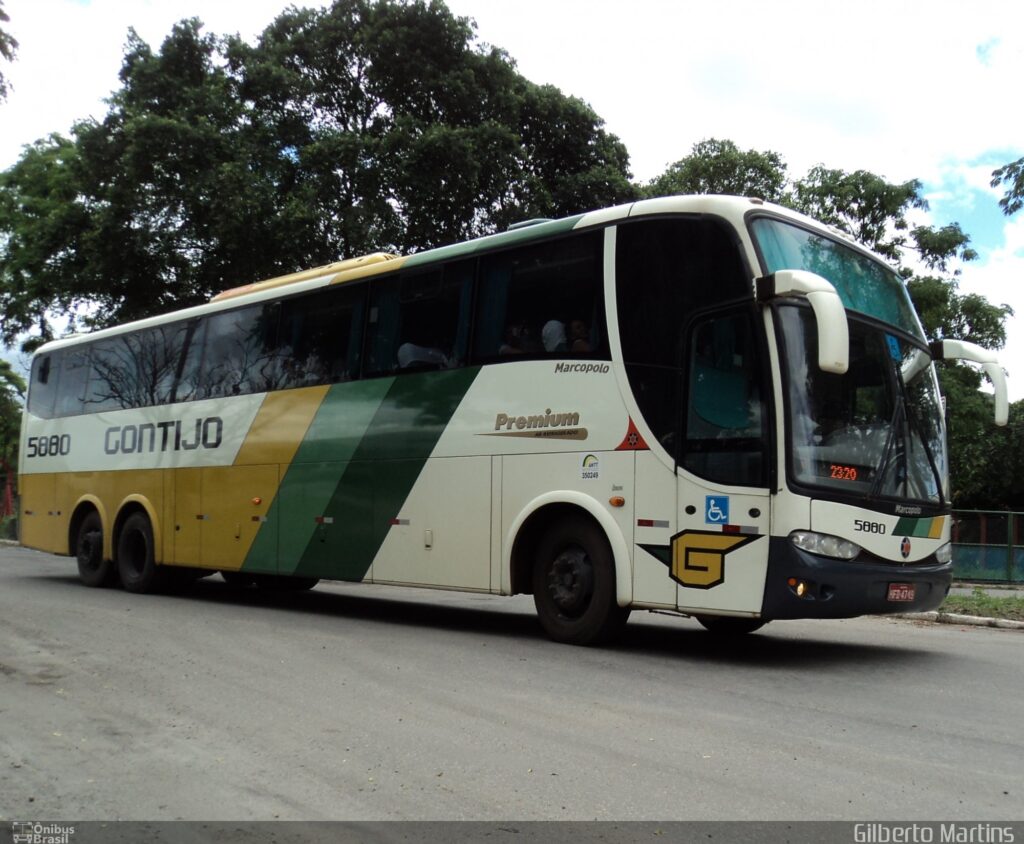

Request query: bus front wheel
[
  {"left": 76, "top": 512, "right": 117, "bottom": 587},
  {"left": 532, "top": 517, "right": 629, "bottom": 645},
  {"left": 117, "top": 512, "right": 165, "bottom": 594}
]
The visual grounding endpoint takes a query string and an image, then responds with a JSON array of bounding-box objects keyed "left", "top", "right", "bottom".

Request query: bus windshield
[
  {"left": 777, "top": 306, "right": 947, "bottom": 506},
  {"left": 751, "top": 217, "right": 925, "bottom": 343}
]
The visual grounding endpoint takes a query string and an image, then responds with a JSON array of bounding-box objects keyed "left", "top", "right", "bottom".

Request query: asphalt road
[{"left": 1, "top": 543, "right": 1021, "bottom": 822}]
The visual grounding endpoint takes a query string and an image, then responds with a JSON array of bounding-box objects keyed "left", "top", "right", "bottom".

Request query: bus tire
[
  {"left": 253, "top": 574, "right": 320, "bottom": 591},
  {"left": 696, "top": 615, "right": 767, "bottom": 635},
  {"left": 117, "top": 512, "right": 165, "bottom": 594},
  {"left": 76, "top": 512, "right": 117, "bottom": 587},
  {"left": 532, "top": 517, "right": 629, "bottom": 645}
]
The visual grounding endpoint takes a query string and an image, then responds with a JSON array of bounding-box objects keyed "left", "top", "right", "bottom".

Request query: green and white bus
[{"left": 18, "top": 195, "right": 1008, "bottom": 644}]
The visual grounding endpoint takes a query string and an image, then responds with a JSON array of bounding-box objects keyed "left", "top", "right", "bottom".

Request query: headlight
[
  {"left": 789, "top": 530, "right": 861, "bottom": 560},
  {"left": 935, "top": 542, "right": 952, "bottom": 564}
]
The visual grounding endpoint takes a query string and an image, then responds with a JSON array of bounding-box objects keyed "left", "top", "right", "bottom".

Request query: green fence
[{"left": 951, "top": 510, "right": 1024, "bottom": 583}]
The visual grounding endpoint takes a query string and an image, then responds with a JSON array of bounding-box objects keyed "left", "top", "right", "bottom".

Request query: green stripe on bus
[
  {"left": 242, "top": 378, "right": 394, "bottom": 574},
  {"left": 893, "top": 516, "right": 936, "bottom": 538},
  {"left": 402, "top": 216, "right": 584, "bottom": 268},
  {"left": 279, "top": 367, "right": 480, "bottom": 580}
]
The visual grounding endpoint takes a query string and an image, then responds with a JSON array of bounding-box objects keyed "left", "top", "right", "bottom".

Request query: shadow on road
[{"left": 31, "top": 570, "right": 939, "bottom": 669}]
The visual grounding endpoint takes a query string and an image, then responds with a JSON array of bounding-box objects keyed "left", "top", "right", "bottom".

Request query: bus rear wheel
[
  {"left": 76, "top": 512, "right": 117, "bottom": 587},
  {"left": 532, "top": 517, "right": 629, "bottom": 645},
  {"left": 117, "top": 512, "right": 166, "bottom": 594},
  {"left": 695, "top": 615, "right": 767, "bottom": 635}
]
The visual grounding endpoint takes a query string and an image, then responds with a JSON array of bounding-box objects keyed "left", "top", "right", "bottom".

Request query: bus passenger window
[
  {"left": 27, "top": 354, "right": 57, "bottom": 419},
  {"left": 365, "top": 268, "right": 467, "bottom": 376},
  {"left": 278, "top": 284, "right": 365, "bottom": 388},
  {"left": 53, "top": 349, "right": 92, "bottom": 417},
  {"left": 473, "top": 231, "right": 606, "bottom": 363},
  {"left": 196, "top": 305, "right": 280, "bottom": 399},
  {"left": 86, "top": 338, "right": 138, "bottom": 412}
]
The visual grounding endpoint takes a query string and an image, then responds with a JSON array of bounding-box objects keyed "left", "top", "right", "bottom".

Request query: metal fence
[{"left": 951, "top": 510, "right": 1024, "bottom": 583}]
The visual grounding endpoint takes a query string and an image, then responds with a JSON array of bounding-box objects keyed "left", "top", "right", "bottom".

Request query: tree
[
  {"left": 644, "top": 138, "right": 788, "bottom": 202},
  {"left": 0, "top": 134, "right": 91, "bottom": 348},
  {"left": 0, "top": 0, "right": 17, "bottom": 102},
  {"left": 0, "top": 1, "right": 636, "bottom": 344},
  {"left": 791, "top": 167, "right": 978, "bottom": 270},
  {"left": 227, "top": 0, "right": 635, "bottom": 255},
  {"left": 906, "top": 276, "right": 1014, "bottom": 506},
  {"left": 0, "top": 357, "right": 25, "bottom": 520},
  {"left": 991, "top": 156, "right": 1024, "bottom": 216}
]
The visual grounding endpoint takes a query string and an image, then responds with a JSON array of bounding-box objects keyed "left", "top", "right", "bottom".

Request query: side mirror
[
  {"left": 930, "top": 339, "right": 1009, "bottom": 426},
  {"left": 757, "top": 270, "right": 849, "bottom": 374}
]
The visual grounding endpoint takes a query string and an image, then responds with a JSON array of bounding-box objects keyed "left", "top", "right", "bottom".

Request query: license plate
[{"left": 887, "top": 582, "right": 916, "bottom": 602}]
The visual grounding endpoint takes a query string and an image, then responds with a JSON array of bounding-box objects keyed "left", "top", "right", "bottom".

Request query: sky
[{"left": 1, "top": 0, "right": 1023, "bottom": 398}]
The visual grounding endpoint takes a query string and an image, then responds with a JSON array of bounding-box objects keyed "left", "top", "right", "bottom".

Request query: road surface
[{"left": 0, "top": 543, "right": 1020, "bottom": 821}]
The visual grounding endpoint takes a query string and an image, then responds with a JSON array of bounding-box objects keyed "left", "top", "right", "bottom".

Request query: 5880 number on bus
[{"left": 25, "top": 434, "right": 71, "bottom": 458}]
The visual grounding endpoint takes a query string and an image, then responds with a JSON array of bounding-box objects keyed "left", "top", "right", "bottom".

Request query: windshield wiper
[
  {"left": 903, "top": 398, "right": 946, "bottom": 508},
  {"left": 867, "top": 392, "right": 904, "bottom": 501}
]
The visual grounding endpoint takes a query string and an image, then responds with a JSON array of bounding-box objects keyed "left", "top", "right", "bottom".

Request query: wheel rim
[
  {"left": 77, "top": 529, "right": 102, "bottom": 571},
  {"left": 546, "top": 545, "right": 594, "bottom": 618}
]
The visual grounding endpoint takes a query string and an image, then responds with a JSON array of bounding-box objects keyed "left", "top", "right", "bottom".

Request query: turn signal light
[
  {"left": 609, "top": 496, "right": 625, "bottom": 508},
  {"left": 251, "top": 497, "right": 262, "bottom": 505}
]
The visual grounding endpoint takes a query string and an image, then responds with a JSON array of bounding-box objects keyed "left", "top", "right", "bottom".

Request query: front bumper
[{"left": 761, "top": 537, "right": 952, "bottom": 620}]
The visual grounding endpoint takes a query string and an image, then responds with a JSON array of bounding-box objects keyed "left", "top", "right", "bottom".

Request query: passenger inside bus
[{"left": 542, "top": 320, "right": 568, "bottom": 353}]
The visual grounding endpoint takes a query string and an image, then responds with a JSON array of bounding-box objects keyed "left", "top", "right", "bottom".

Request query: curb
[{"left": 899, "top": 611, "right": 1024, "bottom": 630}]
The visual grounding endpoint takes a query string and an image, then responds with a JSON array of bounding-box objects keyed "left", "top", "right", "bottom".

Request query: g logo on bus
[
  {"left": 900, "top": 537, "right": 912, "bottom": 559},
  {"left": 638, "top": 530, "right": 761, "bottom": 590},
  {"left": 671, "top": 530, "right": 760, "bottom": 589}
]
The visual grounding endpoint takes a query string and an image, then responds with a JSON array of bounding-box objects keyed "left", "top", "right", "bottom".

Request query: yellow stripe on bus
[
  {"left": 928, "top": 516, "right": 945, "bottom": 539},
  {"left": 233, "top": 386, "right": 330, "bottom": 467}
]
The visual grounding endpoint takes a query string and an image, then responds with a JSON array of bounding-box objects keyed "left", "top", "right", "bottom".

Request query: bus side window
[
  {"left": 28, "top": 354, "right": 57, "bottom": 419},
  {"left": 196, "top": 304, "right": 280, "bottom": 399},
  {"left": 364, "top": 277, "right": 402, "bottom": 377},
  {"left": 682, "top": 312, "right": 768, "bottom": 486},
  {"left": 473, "top": 231, "right": 605, "bottom": 362},
  {"left": 53, "top": 348, "right": 92, "bottom": 418},
  {"left": 173, "top": 319, "right": 207, "bottom": 404},
  {"left": 86, "top": 338, "right": 138, "bottom": 412},
  {"left": 395, "top": 269, "right": 465, "bottom": 372},
  {"left": 278, "top": 283, "right": 366, "bottom": 387},
  {"left": 140, "top": 322, "right": 192, "bottom": 406}
]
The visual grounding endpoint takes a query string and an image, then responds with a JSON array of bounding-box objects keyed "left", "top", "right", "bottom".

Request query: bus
[{"left": 18, "top": 195, "right": 1009, "bottom": 644}]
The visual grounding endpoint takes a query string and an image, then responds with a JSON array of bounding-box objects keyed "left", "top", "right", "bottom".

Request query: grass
[{"left": 940, "top": 587, "right": 1024, "bottom": 622}]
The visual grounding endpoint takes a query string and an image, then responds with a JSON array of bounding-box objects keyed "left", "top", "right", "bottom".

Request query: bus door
[{"left": 673, "top": 309, "right": 771, "bottom": 616}]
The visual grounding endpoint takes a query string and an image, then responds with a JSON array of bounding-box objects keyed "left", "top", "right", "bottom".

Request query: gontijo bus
[{"left": 19, "top": 195, "right": 1009, "bottom": 644}]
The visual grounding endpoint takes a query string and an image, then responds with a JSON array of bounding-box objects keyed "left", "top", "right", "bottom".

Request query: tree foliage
[
  {"left": 0, "top": 357, "right": 25, "bottom": 483},
  {"left": 991, "top": 156, "right": 1024, "bottom": 216},
  {"left": 0, "top": 0, "right": 17, "bottom": 102},
  {"left": 0, "top": 0, "right": 636, "bottom": 344},
  {"left": 644, "top": 138, "right": 788, "bottom": 203}
]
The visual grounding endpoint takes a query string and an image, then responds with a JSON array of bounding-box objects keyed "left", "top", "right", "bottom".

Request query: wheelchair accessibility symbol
[{"left": 705, "top": 496, "right": 729, "bottom": 525}]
